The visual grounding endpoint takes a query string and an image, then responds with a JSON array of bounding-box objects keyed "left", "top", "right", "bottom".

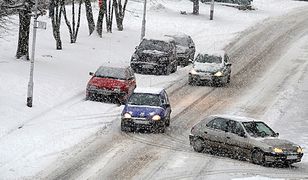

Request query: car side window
[
  {"left": 207, "top": 118, "right": 228, "bottom": 132},
  {"left": 227, "top": 120, "right": 245, "bottom": 136}
]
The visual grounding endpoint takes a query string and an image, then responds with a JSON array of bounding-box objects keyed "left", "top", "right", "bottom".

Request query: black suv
[
  {"left": 130, "top": 37, "right": 177, "bottom": 75},
  {"left": 165, "top": 34, "right": 195, "bottom": 67}
]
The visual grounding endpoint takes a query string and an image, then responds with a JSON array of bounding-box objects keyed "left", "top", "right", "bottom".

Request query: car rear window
[
  {"left": 128, "top": 93, "right": 161, "bottom": 107},
  {"left": 95, "top": 67, "right": 127, "bottom": 80}
]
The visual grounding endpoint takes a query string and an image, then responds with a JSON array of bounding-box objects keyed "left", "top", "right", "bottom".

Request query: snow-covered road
[{"left": 36, "top": 7, "right": 308, "bottom": 180}]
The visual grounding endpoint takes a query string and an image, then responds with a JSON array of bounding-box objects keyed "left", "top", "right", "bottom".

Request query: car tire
[
  {"left": 251, "top": 149, "right": 265, "bottom": 165},
  {"left": 227, "top": 74, "right": 231, "bottom": 83},
  {"left": 188, "top": 76, "right": 194, "bottom": 85},
  {"left": 121, "top": 121, "right": 131, "bottom": 132},
  {"left": 171, "top": 62, "right": 177, "bottom": 73},
  {"left": 157, "top": 123, "right": 166, "bottom": 133},
  {"left": 192, "top": 138, "right": 205, "bottom": 153},
  {"left": 165, "top": 114, "right": 170, "bottom": 127}
]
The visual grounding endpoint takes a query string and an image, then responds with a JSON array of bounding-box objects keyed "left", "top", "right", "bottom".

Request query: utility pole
[
  {"left": 140, "top": 0, "right": 147, "bottom": 41},
  {"left": 210, "top": 0, "right": 214, "bottom": 20},
  {"left": 26, "top": 0, "right": 39, "bottom": 107}
]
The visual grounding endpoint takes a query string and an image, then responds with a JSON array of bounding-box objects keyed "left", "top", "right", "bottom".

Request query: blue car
[{"left": 121, "top": 87, "right": 171, "bottom": 133}]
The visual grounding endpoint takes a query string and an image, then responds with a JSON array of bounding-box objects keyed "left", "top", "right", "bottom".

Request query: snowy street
[{"left": 0, "top": 0, "right": 308, "bottom": 179}]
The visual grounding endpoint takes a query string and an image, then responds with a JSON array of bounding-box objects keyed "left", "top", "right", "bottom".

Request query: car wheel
[
  {"left": 171, "top": 62, "right": 177, "bottom": 73},
  {"left": 121, "top": 121, "right": 132, "bottom": 132},
  {"left": 227, "top": 74, "right": 231, "bottom": 83},
  {"left": 156, "top": 123, "right": 166, "bottom": 133},
  {"left": 162, "top": 65, "right": 171, "bottom": 75},
  {"left": 192, "top": 138, "right": 205, "bottom": 153},
  {"left": 188, "top": 76, "right": 195, "bottom": 85},
  {"left": 165, "top": 114, "right": 170, "bottom": 127},
  {"left": 251, "top": 149, "right": 265, "bottom": 165}
]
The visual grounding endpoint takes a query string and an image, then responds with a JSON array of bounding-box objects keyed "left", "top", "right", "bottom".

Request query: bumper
[
  {"left": 264, "top": 152, "right": 303, "bottom": 164},
  {"left": 86, "top": 89, "right": 126, "bottom": 98},
  {"left": 131, "top": 62, "right": 166, "bottom": 72},
  {"left": 121, "top": 118, "right": 165, "bottom": 130},
  {"left": 189, "top": 74, "right": 226, "bottom": 84}
]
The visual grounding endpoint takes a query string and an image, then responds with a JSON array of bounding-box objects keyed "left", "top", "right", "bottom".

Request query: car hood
[
  {"left": 193, "top": 62, "right": 223, "bottom": 73},
  {"left": 137, "top": 50, "right": 168, "bottom": 57},
  {"left": 258, "top": 137, "right": 298, "bottom": 150},
  {"left": 88, "top": 77, "right": 126, "bottom": 90},
  {"left": 176, "top": 45, "right": 188, "bottom": 54},
  {"left": 124, "top": 105, "right": 164, "bottom": 117}
]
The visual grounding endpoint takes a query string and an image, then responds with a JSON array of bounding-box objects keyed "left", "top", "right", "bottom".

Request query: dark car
[
  {"left": 189, "top": 115, "right": 304, "bottom": 166},
  {"left": 165, "top": 34, "right": 195, "bottom": 66},
  {"left": 130, "top": 37, "right": 177, "bottom": 75},
  {"left": 188, "top": 50, "right": 231, "bottom": 86},
  {"left": 86, "top": 65, "right": 136, "bottom": 104},
  {"left": 121, "top": 87, "right": 171, "bottom": 133}
]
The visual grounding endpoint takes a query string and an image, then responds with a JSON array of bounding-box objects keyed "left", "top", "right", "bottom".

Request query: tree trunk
[
  {"left": 106, "top": 0, "right": 113, "bottom": 33},
  {"left": 96, "top": 1, "right": 105, "bottom": 37},
  {"left": 16, "top": 9, "right": 31, "bottom": 60},
  {"left": 62, "top": 0, "right": 82, "bottom": 43},
  {"left": 192, "top": 0, "right": 199, "bottom": 15},
  {"left": 113, "top": 0, "right": 128, "bottom": 31},
  {"left": 51, "top": 0, "right": 62, "bottom": 50},
  {"left": 84, "top": 0, "right": 95, "bottom": 35}
]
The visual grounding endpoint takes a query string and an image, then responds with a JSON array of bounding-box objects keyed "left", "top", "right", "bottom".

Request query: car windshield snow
[
  {"left": 242, "top": 121, "right": 275, "bottom": 137},
  {"left": 139, "top": 39, "right": 171, "bottom": 52},
  {"left": 195, "top": 54, "right": 222, "bottom": 64},
  {"left": 95, "top": 67, "right": 127, "bottom": 80},
  {"left": 128, "top": 93, "right": 161, "bottom": 106}
]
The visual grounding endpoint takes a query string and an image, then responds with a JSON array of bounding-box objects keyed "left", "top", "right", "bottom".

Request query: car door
[
  {"left": 202, "top": 118, "right": 228, "bottom": 150},
  {"left": 225, "top": 120, "right": 251, "bottom": 157}
]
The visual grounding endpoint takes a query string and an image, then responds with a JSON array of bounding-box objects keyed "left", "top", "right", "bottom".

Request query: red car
[{"left": 86, "top": 65, "right": 136, "bottom": 103}]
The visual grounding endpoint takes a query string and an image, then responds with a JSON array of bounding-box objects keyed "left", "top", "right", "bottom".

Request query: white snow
[{"left": 0, "top": 0, "right": 307, "bottom": 178}]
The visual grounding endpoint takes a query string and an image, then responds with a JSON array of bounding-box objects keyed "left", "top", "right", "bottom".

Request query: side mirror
[
  {"left": 226, "top": 63, "right": 232, "bottom": 67},
  {"left": 135, "top": 46, "right": 138, "bottom": 50},
  {"left": 239, "top": 132, "right": 247, "bottom": 138},
  {"left": 274, "top": 132, "right": 279, "bottom": 137},
  {"left": 89, "top": 72, "right": 94, "bottom": 76}
]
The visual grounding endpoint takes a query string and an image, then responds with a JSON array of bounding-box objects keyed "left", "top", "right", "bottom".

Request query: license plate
[
  {"left": 143, "top": 65, "right": 154, "bottom": 69},
  {"left": 134, "top": 120, "right": 149, "bottom": 124},
  {"left": 287, "top": 155, "right": 297, "bottom": 160},
  {"left": 200, "top": 75, "right": 211, "bottom": 80}
]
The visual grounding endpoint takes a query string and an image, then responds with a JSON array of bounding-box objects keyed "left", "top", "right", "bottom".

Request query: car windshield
[
  {"left": 128, "top": 93, "right": 161, "bottom": 107},
  {"left": 242, "top": 121, "right": 276, "bottom": 137},
  {"left": 139, "top": 39, "right": 171, "bottom": 52},
  {"left": 195, "top": 54, "right": 222, "bottom": 64},
  {"left": 95, "top": 67, "right": 127, "bottom": 80}
]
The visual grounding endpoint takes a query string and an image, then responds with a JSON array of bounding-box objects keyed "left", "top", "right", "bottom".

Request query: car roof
[
  {"left": 133, "top": 87, "right": 164, "bottom": 94},
  {"left": 209, "top": 114, "right": 261, "bottom": 123},
  {"left": 197, "top": 50, "right": 226, "bottom": 57}
]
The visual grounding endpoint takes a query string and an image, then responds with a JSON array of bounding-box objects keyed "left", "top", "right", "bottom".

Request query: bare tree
[
  {"left": 84, "top": 0, "right": 95, "bottom": 35},
  {"left": 62, "top": 0, "right": 82, "bottom": 43},
  {"left": 50, "top": 0, "right": 62, "bottom": 49},
  {"left": 96, "top": 0, "right": 105, "bottom": 37},
  {"left": 113, "top": 0, "right": 128, "bottom": 31},
  {"left": 192, "top": 0, "right": 199, "bottom": 15},
  {"left": 106, "top": 0, "right": 113, "bottom": 32}
]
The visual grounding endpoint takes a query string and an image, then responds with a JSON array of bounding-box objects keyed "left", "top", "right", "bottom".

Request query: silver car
[{"left": 189, "top": 115, "right": 304, "bottom": 166}]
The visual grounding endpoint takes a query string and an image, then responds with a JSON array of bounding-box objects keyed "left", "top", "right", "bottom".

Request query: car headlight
[
  {"left": 297, "top": 146, "right": 303, "bottom": 153},
  {"left": 123, "top": 112, "right": 132, "bottom": 119},
  {"left": 273, "top": 147, "right": 283, "bottom": 153},
  {"left": 152, "top": 115, "right": 161, "bottom": 121},
  {"left": 190, "top": 69, "right": 197, "bottom": 75},
  {"left": 214, "top": 71, "right": 223, "bottom": 77}
]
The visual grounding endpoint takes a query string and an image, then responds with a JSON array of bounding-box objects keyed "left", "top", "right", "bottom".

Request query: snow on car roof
[
  {"left": 210, "top": 114, "right": 260, "bottom": 122},
  {"left": 133, "top": 87, "right": 164, "bottom": 94}
]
